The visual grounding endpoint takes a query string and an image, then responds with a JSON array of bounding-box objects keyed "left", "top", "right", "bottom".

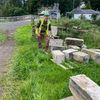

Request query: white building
[{"left": 70, "top": 7, "right": 100, "bottom": 20}]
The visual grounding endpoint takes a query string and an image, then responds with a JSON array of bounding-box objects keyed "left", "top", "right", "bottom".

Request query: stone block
[
  {"left": 52, "top": 50, "right": 65, "bottom": 64},
  {"left": 82, "top": 49, "right": 100, "bottom": 64},
  {"left": 49, "top": 39, "right": 64, "bottom": 47},
  {"left": 61, "top": 96, "right": 77, "bottom": 100},
  {"left": 63, "top": 49, "right": 78, "bottom": 59},
  {"left": 82, "top": 44, "right": 87, "bottom": 49},
  {"left": 73, "top": 51, "right": 89, "bottom": 63},
  {"left": 69, "top": 74, "right": 100, "bottom": 100},
  {"left": 51, "top": 26, "right": 58, "bottom": 36},
  {"left": 65, "top": 37, "right": 84, "bottom": 48},
  {"left": 68, "top": 45, "right": 80, "bottom": 50}
]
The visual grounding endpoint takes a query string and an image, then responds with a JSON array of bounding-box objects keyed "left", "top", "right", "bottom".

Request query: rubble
[
  {"left": 69, "top": 75, "right": 100, "bottom": 100},
  {"left": 49, "top": 39, "right": 65, "bottom": 51},
  {"left": 67, "top": 45, "right": 80, "bottom": 50},
  {"left": 51, "top": 50, "right": 65, "bottom": 64},
  {"left": 63, "top": 49, "right": 78, "bottom": 59},
  {"left": 65, "top": 37, "right": 84, "bottom": 48},
  {"left": 73, "top": 51, "right": 89, "bottom": 63},
  {"left": 82, "top": 49, "right": 100, "bottom": 64}
]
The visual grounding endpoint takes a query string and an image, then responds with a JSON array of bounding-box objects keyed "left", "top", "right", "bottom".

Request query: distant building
[
  {"left": 68, "top": 7, "right": 100, "bottom": 20},
  {"left": 38, "top": 3, "right": 61, "bottom": 19},
  {"left": 49, "top": 3, "right": 61, "bottom": 19}
]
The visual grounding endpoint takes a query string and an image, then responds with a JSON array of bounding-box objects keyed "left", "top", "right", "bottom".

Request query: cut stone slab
[
  {"left": 52, "top": 50, "right": 65, "bottom": 64},
  {"left": 82, "top": 49, "right": 100, "bottom": 64},
  {"left": 49, "top": 39, "right": 63, "bottom": 47},
  {"left": 50, "top": 46, "right": 65, "bottom": 51},
  {"left": 69, "top": 74, "right": 100, "bottom": 100},
  {"left": 54, "top": 36, "right": 59, "bottom": 39},
  {"left": 73, "top": 51, "right": 89, "bottom": 63},
  {"left": 51, "top": 26, "right": 58, "bottom": 36},
  {"left": 65, "top": 37, "right": 84, "bottom": 48},
  {"left": 49, "top": 39, "right": 65, "bottom": 51},
  {"left": 82, "top": 44, "right": 87, "bottom": 49},
  {"left": 68, "top": 45, "right": 80, "bottom": 50},
  {"left": 61, "top": 96, "right": 77, "bottom": 100},
  {"left": 63, "top": 49, "right": 78, "bottom": 59}
]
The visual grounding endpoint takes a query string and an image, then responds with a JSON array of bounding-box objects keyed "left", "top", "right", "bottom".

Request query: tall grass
[
  {"left": 0, "top": 33, "right": 6, "bottom": 43},
  {"left": 3, "top": 20, "right": 100, "bottom": 100}
]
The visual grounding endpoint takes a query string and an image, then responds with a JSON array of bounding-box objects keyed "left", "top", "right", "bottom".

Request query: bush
[
  {"left": 80, "top": 15, "right": 86, "bottom": 20},
  {"left": 9, "top": 7, "right": 28, "bottom": 16},
  {"left": 0, "top": 33, "right": 6, "bottom": 43},
  {"left": 51, "top": 18, "right": 93, "bottom": 30},
  {"left": 91, "top": 14, "right": 98, "bottom": 21},
  {"left": 92, "top": 19, "right": 100, "bottom": 26}
]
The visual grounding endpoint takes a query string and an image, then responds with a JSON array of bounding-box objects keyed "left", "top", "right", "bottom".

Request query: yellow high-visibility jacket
[{"left": 36, "top": 19, "right": 51, "bottom": 36}]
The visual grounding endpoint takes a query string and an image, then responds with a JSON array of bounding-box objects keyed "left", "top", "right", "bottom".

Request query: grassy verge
[
  {"left": 3, "top": 21, "right": 100, "bottom": 100},
  {"left": 0, "top": 33, "right": 6, "bottom": 43}
]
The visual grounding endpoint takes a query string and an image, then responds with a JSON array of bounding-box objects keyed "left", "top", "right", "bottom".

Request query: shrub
[
  {"left": 0, "top": 33, "right": 6, "bottom": 43},
  {"left": 9, "top": 7, "right": 28, "bottom": 16},
  {"left": 92, "top": 19, "right": 100, "bottom": 26}
]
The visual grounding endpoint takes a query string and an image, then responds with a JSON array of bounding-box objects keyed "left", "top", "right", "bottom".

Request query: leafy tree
[
  {"left": 27, "top": 0, "right": 41, "bottom": 14},
  {"left": 0, "top": 0, "right": 100, "bottom": 17},
  {"left": 84, "top": 0, "right": 100, "bottom": 10},
  {"left": 85, "top": 0, "right": 92, "bottom": 9}
]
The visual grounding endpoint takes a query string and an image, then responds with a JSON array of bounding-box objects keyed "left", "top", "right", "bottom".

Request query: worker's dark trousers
[{"left": 38, "top": 34, "right": 49, "bottom": 51}]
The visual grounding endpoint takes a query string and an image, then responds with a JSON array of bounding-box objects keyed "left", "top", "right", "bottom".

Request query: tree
[
  {"left": 86, "top": 0, "right": 92, "bottom": 9},
  {"left": 83, "top": 0, "right": 100, "bottom": 10},
  {"left": 0, "top": 0, "right": 100, "bottom": 17}
]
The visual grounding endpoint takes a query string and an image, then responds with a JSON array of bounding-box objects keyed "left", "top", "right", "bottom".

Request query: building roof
[{"left": 71, "top": 7, "right": 100, "bottom": 14}]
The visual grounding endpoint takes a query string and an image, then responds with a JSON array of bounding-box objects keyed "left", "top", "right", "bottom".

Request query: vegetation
[
  {"left": 0, "top": 0, "right": 100, "bottom": 16},
  {"left": 3, "top": 19, "right": 100, "bottom": 100},
  {"left": 92, "top": 19, "right": 100, "bottom": 26},
  {"left": 52, "top": 18, "right": 100, "bottom": 48},
  {"left": 0, "top": 32, "right": 6, "bottom": 43}
]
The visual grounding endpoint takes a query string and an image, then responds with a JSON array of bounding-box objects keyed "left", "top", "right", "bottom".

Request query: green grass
[
  {"left": 3, "top": 21, "right": 100, "bottom": 100},
  {"left": 0, "top": 33, "right": 6, "bottom": 43}
]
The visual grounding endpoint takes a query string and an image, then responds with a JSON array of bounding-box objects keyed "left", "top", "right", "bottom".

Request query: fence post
[{"left": 31, "top": 15, "right": 35, "bottom": 38}]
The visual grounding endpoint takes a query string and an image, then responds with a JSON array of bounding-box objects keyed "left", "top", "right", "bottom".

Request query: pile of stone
[
  {"left": 62, "top": 74, "right": 100, "bottom": 100},
  {"left": 50, "top": 37, "right": 100, "bottom": 64},
  {"left": 82, "top": 49, "right": 100, "bottom": 64}
]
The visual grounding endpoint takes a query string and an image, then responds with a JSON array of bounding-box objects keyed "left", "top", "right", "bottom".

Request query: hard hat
[{"left": 44, "top": 11, "right": 49, "bottom": 16}]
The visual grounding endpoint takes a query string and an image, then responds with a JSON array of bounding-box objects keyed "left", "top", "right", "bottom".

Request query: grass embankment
[
  {"left": 4, "top": 19, "right": 100, "bottom": 100},
  {"left": 0, "top": 33, "right": 6, "bottom": 43}
]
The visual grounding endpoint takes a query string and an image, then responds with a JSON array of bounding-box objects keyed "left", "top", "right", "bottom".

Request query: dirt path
[
  {"left": 0, "top": 20, "right": 31, "bottom": 98},
  {"left": 0, "top": 37, "right": 14, "bottom": 72}
]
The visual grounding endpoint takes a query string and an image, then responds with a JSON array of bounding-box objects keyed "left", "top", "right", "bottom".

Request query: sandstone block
[
  {"left": 69, "top": 74, "right": 100, "bottom": 100},
  {"left": 52, "top": 50, "right": 65, "bottom": 64},
  {"left": 82, "top": 49, "right": 100, "bottom": 64},
  {"left": 68, "top": 45, "right": 80, "bottom": 50},
  {"left": 63, "top": 49, "right": 78, "bottom": 59},
  {"left": 73, "top": 51, "right": 89, "bottom": 63},
  {"left": 65, "top": 37, "right": 84, "bottom": 48}
]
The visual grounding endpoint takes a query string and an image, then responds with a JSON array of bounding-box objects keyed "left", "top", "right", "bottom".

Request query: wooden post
[{"left": 31, "top": 15, "right": 35, "bottom": 38}]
